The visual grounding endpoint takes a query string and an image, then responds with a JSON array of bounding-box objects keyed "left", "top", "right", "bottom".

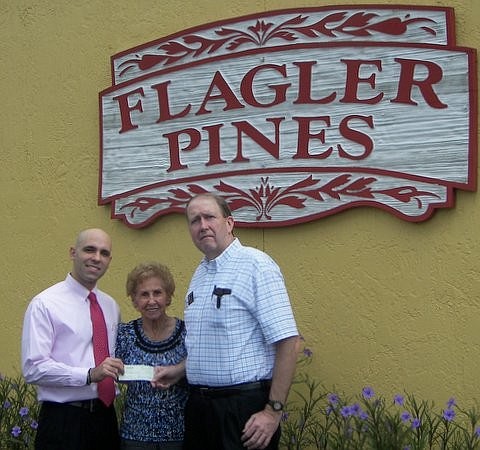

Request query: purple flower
[
  {"left": 412, "top": 418, "right": 421, "bottom": 429},
  {"left": 19, "top": 407, "right": 29, "bottom": 417},
  {"left": 359, "top": 410, "right": 369, "bottom": 420},
  {"left": 11, "top": 426, "right": 21, "bottom": 438},
  {"left": 400, "top": 411, "right": 411, "bottom": 423},
  {"left": 394, "top": 394, "right": 404, "bottom": 406},
  {"left": 362, "top": 386, "right": 375, "bottom": 399},
  {"left": 475, "top": 426, "right": 480, "bottom": 437},
  {"left": 446, "top": 397, "right": 456, "bottom": 408},
  {"left": 303, "top": 347, "right": 313, "bottom": 357},
  {"left": 350, "top": 403, "right": 361, "bottom": 415},
  {"left": 341, "top": 406, "right": 352, "bottom": 417},
  {"left": 443, "top": 408, "right": 456, "bottom": 422},
  {"left": 328, "top": 393, "right": 339, "bottom": 405},
  {"left": 30, "top": 420, "right": 38, "bottom": 430},
  {"left": 3, "top": 400, "right": 11, "bottom": 409}
]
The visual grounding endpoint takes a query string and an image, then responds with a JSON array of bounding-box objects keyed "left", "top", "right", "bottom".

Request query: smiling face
[
  {"left": 186, "top": 195, "right": 235, "bottom": 260},
  {"left": 69, "top": 228, "right": 112, "bottom": 290},
  {"left": 132, "top": 276, "right": 170, "bottom": 322}
]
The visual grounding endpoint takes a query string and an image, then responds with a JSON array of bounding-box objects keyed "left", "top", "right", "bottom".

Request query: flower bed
[
  {"left": 280, "top": 347, "right": 480, "bottom": 449},
  {"left": 0, "top": 373, "right": 39, "bottom": 449},
  {"left": 3, "top": 354, "right": 480, "bottom": 449}
]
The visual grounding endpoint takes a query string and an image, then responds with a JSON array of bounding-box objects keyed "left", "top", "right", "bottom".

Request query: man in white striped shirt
[{"left": 183, "top": 193, "right": 299, "bottom": 450}]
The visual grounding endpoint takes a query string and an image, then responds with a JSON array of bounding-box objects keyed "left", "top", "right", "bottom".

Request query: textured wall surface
[{"left": 1, "top": 0, "right": 479, "bottom": 406}]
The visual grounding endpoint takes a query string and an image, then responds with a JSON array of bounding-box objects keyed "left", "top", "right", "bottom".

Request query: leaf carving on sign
[
  {"left": 118, "top": 12, "right": 436, "bottom": 76},
  {"left": 120, "top": 175, "right": 440, "bottom": 221}
]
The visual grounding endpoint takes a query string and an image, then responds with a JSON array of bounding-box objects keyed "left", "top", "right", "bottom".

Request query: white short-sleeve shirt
[{"left": 184, "top": 239, "right": 298, "bottom": 386}]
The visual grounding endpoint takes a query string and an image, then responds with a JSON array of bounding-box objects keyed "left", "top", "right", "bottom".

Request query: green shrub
[
  {"left": 280, "top": 346, "right": 480, "bottom": 449},
  {"left": 0, "top": 373, "right": 39, "bottom": 449}
]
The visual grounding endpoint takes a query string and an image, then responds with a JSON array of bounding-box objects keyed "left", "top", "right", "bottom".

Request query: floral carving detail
[
  {"left": 120, "top": 175, "right": 440, "bottom": 221},
  {"left": 118, "top": 12, "right": 436, "bottom": 76},
  {"left": 121, "top": 184, "right": 209, "bottom": 219}
]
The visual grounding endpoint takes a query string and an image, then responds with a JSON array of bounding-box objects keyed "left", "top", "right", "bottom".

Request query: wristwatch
[{"left": 267, "top": 400, "right": 284, "bottom": 412}]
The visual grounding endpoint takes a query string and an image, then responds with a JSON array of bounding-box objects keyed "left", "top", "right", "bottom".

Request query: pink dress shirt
[{"left": 21, "top": 273, "right": 120, "bottom": 402}]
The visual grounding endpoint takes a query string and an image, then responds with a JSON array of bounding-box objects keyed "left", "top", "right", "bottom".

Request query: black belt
[
  {"left": 43, "top": 399, "right": 108, "bottom": 413},
  {"left": 189, "top": 380, "right": 271, "bottom": 398}
]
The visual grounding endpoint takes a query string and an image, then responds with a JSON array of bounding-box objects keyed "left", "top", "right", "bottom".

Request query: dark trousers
[
  {"left": 183, "top": 386, "right": 280, "bottom": 450},
  {"left": 35, "top": 400, "right": 120, "bottom": 450}
]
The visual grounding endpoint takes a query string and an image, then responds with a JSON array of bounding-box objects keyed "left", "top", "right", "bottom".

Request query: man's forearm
[{"left": 268, "top": 335, "right": 300, "bottom": 404}]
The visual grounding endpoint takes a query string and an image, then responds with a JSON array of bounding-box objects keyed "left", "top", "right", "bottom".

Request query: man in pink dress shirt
[{"left": 22, "top": 228, "right": 124, "bottom": 450}]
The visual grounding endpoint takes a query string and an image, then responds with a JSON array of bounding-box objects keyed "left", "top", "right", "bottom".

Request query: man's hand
[
  {"left": 241, "top": 408, "right": 282, "bottom": 449},
  {"left": 91, "top": 357, "right": 124, "bottom": 382},
  {"left": 151, "top": 361, "right": 186, "bottom": 389}
]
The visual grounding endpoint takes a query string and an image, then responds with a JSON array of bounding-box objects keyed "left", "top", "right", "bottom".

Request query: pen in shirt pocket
[{"left": 212, "top": 286, "right": 231, "bottom": 308}]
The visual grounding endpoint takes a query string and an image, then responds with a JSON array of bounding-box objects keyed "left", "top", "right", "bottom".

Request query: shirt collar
[
  {"left": 202, "top": 238, "right": 241, "bottom": 270},
  {"left": 65, "top": 273, "right": 96, "bottom": 301}
]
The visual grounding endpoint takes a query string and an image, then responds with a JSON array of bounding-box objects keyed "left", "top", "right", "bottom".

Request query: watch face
[{"left": 269, "top": 400, "right": 283, "bottom": 411}]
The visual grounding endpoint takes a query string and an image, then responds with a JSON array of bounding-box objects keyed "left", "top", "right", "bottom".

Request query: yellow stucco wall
[{"left": 1, "top": 0, "right": 479, "bottom": 407}]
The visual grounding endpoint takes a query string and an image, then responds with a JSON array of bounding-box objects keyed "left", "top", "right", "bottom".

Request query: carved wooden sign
[{"left": 99, "top": 5, "right": 477, "bottom": 228}]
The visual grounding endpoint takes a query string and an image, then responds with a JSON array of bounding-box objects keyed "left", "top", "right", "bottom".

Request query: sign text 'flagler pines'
[{"left": 99, "top": 6, "right": 477, "bottom": 228}]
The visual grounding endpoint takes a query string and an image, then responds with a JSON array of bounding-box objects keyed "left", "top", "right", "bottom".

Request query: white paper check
[{"left": 118, "top": 365, "right": 154, "bottom": 382}]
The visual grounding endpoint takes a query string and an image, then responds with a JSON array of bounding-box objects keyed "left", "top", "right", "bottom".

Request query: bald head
[
  {"left": 75, "top": 228, "right": 112, "bottom": 250},
  {"left": 70, "top": 228, "right": 113, "bottom": 290}
]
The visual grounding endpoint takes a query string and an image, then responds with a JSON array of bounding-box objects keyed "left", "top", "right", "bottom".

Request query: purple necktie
[{"left": 88, "top": 291, "right": 115, "bottom": 406}]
